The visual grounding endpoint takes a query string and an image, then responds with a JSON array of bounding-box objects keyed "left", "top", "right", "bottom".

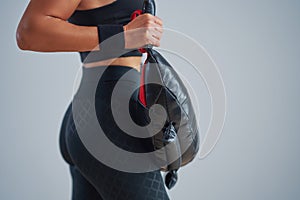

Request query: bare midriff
[{"left": 82, "top": 56, "right": 143, "bottom": 72}]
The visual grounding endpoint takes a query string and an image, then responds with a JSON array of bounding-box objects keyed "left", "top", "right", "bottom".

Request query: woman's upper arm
[
  {"left": 17, "top": 0, "right": 81, "bottom": 41},
  {"left": 16, "top": 0, "right": 82, "bottom": 50},
  {"left": 21, "top": 0, "right": 81, "bottom": 20}
]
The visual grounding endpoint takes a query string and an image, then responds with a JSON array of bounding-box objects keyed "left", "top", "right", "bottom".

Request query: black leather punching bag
[{"left": 137, "top": 0, "right": 200, "bottom": 190}]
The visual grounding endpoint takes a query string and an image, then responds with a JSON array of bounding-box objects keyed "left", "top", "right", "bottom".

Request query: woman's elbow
[
  {"left": 16, "top": 23, "right": 31, "bottom": 50},
  {"left": 16, "top": 18, "right": 40, "bottom": 51}
]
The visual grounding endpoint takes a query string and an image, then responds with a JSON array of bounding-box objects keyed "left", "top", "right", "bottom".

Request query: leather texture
[{"left": 139, "top": 49, "right": 200, "bottom": 171}]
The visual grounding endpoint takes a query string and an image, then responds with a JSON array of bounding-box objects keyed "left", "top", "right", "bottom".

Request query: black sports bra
[{"left": 68, "top": 0, "right": 144, "bottom": 63}]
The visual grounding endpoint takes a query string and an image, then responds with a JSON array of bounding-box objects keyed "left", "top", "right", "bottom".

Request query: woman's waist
[
  {"left": 80, "top": 64, "right": 141, "bottom": 84},
  {"left": 83, "top": 56, "right": 142, "bottom": 72},
  {"left": 74, "top": 64, "right": 141, "bottom": 99}
]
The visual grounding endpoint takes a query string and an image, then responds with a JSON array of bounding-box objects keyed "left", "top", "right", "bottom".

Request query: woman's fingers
[
  {"left": 123, "top": 13, "right": 163, "bottom": 49},
  {"left": 154, "top": 16, "right": 163, "bottom": 26},
  {"left": 148, "top": 26, "right": 163, "bottom": 39},
  {"left": 145, "top": 27, "right": 162, "bottom": 47}
]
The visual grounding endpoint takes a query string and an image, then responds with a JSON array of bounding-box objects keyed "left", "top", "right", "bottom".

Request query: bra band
[{"left": 80, "top": 49, "right": 142, "bottom": 63}]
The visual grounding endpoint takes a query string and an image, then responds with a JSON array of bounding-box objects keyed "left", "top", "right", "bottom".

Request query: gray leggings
[{"left": 59, "top": 65, "right": 170, "bottom": 200}]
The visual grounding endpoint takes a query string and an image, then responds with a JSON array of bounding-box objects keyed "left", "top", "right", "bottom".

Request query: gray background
[{"left": 1, "top": 0, "right": 300, "bottom": 199}]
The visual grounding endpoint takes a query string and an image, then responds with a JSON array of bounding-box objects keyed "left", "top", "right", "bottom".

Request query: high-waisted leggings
[{"left": 59, "top": 65, "right": 170, "bottom": 200}]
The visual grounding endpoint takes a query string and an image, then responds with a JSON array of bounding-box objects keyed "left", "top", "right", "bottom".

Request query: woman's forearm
[{"left": 16, "top": 14, "right": 99, "bottom": 52}]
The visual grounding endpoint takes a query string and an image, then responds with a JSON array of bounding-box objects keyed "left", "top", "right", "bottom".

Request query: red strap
[
  {"left": 131, "top": 9, "right": 148, "bottom": 106},
  {"left": 138, "top": 59, "right": 148, "bottom": 106}
]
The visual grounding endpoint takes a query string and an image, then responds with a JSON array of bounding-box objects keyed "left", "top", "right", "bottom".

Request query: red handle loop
[{"left": 130, "top": 9, "right": 143, "bottom": 20}]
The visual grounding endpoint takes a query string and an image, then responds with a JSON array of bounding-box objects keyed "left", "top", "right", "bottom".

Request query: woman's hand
[{"left": 123, "top": 13, "right": 163, "bottom": 49}]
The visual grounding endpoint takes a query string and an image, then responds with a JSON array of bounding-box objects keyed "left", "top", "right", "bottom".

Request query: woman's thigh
[
  {"left": 69, "top": 165, "right": 104, "bottom": 200},
  {"left": 65, "top": 103, "right": 170, "bottom": 199}
]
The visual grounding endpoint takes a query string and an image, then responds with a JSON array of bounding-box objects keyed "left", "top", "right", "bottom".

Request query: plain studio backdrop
[{"left": 1, "top": 0, "right": 300, "bottom": 199}]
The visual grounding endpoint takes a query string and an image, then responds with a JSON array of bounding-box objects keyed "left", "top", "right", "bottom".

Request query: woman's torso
[{"left": 71, "top": 0, "right": 144, "bottom": 71}]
